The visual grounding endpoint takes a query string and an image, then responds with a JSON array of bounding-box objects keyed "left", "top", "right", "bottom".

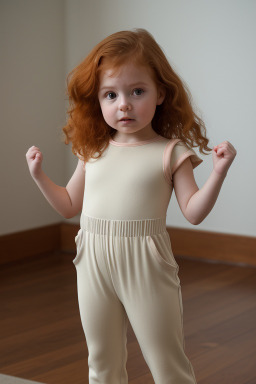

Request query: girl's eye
[
  {"left": 133, "top": 88, "right": 144, "bottom": 96},
  {"left": 106, "top": 92, "right": 116, "bottom": 100}
]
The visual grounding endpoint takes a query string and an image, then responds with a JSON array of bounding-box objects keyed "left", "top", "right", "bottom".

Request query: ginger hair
[{"left": 63, "top": 28, "right": 212, "bottom": 163}]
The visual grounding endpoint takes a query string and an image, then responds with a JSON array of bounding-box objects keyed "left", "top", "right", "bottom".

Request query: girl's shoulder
[{"left": 163, "top": 138, "right": 203, "bottom": 182}]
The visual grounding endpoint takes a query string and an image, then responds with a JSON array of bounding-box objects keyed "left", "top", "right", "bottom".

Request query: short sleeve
[
  {"left": 171, "top": 140, "right": 203, "bottom": 175},
  {"left": 163, "top": 139, "right": 203, "bottom": 185}
]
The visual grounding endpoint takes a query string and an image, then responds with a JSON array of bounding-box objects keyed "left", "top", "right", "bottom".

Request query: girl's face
[{"left": 98, "top": 61, "right": 165, "bottom": 138}]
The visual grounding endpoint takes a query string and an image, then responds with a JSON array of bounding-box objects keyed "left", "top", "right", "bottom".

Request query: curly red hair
[{"left": 63, "top": 28, "right": 211, "bottom": 163}]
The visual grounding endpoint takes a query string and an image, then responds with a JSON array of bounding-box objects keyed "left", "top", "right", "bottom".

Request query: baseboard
[
  {"left": 166, "top": 227, "right": 256, "bottom": 267},
  {"left": 60, "top": 222, "right": 80, "bottom": 252},
  {"left": 0, "top": 223, "right": 255, "bottom": 267},
  {"left": 0, "top": 224, "right": 61, "bottom": 265}
]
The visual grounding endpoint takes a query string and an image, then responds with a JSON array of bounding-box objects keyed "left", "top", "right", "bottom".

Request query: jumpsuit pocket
[
  {"left": 73, "top": 228, "right": 84, "bottom": 265},
  {"left": 146, "top": 233, "right": 178, "bottom": 270}
]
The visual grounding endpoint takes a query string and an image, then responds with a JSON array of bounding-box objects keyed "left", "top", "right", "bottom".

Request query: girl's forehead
[{"left": 99, "top": 61, "right": 154, "bottom": 83}]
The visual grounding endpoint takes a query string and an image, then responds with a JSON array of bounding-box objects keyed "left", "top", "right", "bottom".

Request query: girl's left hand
[{"left": 212, "top": 141, "right": 237, "bottom": 177}]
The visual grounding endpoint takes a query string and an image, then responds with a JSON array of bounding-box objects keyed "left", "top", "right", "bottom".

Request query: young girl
[{"left": 26, "top": 29, "right": 236, "bottom": 384}]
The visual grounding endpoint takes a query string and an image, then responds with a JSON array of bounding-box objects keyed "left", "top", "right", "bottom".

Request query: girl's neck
[{"left": 112, "top": 129, "right": 159, "bottom": 144}]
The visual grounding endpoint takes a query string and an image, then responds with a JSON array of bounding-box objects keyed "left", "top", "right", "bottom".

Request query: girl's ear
[{"left": 156, "top": 85, "right": 166, "bottom": 105}]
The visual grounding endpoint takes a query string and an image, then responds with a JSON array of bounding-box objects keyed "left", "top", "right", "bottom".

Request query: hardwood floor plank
[{"left": 193, "top": 328, "right": 256, "bottom": 382}]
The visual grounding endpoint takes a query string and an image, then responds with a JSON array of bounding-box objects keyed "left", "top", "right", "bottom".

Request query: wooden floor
[{"left": 0, "top": 251, "right": 256, "bottom": 384}]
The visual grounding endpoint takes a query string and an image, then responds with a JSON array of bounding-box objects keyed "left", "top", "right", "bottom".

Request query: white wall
[
  {"left": 65, "top": 0, "right": 256, "bottom": 237},
  {"left": 1, "top": 0, "right": 255, "bottom": 238},
  {"left": 0, "top": 0, "right": 67, "bottom": 235}
]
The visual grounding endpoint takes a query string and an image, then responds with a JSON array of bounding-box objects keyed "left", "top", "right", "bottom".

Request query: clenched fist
[
  {"left": 25, "top": 146, "right": 43, "bottom": 179},
  {"left": 212, "top": 141, "right": 237, "bottom": 177}
]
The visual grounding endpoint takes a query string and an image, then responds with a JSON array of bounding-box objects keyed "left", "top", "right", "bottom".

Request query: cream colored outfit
[{"left": 74, "top": 134, "right": 202, "bottom": 383}]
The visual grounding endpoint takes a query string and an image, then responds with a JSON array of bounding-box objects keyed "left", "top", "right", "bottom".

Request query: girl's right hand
[{"left": 26, "top": 146, "right": 43, "bottom": 179}]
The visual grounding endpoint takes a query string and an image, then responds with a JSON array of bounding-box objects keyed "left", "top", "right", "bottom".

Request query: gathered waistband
[{"left": 80, "top": 213, "right": 167, "bottom": 237}]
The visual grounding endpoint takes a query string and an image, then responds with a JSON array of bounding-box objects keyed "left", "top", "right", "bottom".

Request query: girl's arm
[
  {"left": 26, "top": 146, "right": 85, "bottom": 219},
  {"left": 173, "top": 141, "right": 237, "bottom": 225}
]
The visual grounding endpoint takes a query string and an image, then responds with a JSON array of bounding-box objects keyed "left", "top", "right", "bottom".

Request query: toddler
[{"left": 26, "top": 29, "right": 236, "bottom": 384}]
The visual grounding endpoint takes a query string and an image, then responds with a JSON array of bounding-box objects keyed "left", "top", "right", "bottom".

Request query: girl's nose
[{"left": 119, "top": 99, "right": 132, "bottom": 112}]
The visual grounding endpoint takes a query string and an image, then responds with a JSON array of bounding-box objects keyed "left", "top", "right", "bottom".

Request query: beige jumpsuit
[{"left": 73, "top": 134, "right": 202, "bottom": 384}]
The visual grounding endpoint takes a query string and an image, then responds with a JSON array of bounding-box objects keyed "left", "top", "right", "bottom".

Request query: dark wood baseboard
[
  {"left": 1, "top": 223, "right": 255, "bottom": 267},
  {"left": 0, "top": 224, "right": 61, "bottom": 265},
  {"left": 60, "top": 222, "right": 80, "bottom": 252},
  {"left": 166, "top": 227, "right": 256, "bottom": 267}
]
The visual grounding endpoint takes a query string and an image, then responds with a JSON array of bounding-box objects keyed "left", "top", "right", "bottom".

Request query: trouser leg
[
  {"left": 74, "top": 230, "right": 129, "bottom": 384},
  {"left": 112, "top": 232, "right": 197, "bottom": 384}
]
